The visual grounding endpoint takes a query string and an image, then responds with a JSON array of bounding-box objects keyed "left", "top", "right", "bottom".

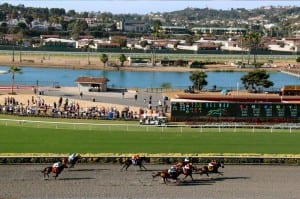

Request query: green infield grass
[{"left": 0, "top": 117, "right": 300, "bottom": 155}]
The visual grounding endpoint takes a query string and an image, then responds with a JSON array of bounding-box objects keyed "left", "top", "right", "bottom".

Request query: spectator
[{"left": 134, "top": 93, "right": 137, "bottom": 101}]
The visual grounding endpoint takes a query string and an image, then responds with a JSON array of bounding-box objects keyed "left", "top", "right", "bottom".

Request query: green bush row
[{"left": 0, "top": 157, "right": 299, "bottom": 165}]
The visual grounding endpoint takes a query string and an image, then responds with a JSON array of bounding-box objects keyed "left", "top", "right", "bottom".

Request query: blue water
[{"left": 0, "top": 66, "right": 299, "bottom": 89}]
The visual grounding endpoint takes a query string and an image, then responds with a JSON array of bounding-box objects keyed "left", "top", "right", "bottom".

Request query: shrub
[{"left": 190, "top": 61, "right": 204, "bottom": 68}]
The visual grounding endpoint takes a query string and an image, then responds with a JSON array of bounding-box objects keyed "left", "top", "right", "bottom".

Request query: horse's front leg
[
  {"left": 163, "top": 177, "right": 167, "bottom": 184},
  {"left": 54, "top": 173, "right": 58, "bottom": 180},
  {"left": 43, "top": 172, "right": 49, "bottom": 180},
  {"left": 183, "top": 175, "right": 187, "bottom": 180},
  {"left": 140, "top": 164, "right": 147, "bottom": 170},
  {"left": 204, "top": 172, "right": 209, "bottom": 178}
]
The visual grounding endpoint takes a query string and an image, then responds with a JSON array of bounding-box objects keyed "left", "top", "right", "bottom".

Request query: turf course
[{"left": 1, "top": 119, "right": 300, "bottom": 155}]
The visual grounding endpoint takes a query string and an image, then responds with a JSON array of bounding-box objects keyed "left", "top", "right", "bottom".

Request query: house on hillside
[
  {"left": 268, "top": 37, "right": 300, "bottom": 52},
  {"left": 75, "top": 76, "right": 109, "bottom": 92},
  {"left": 117, "top": 19, "right": 149, "bottom": 32},
  {"left": 43, "top": 38, "right": 76, "bottom": 48}
]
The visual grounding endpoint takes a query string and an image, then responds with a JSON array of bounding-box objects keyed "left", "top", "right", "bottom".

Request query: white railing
[{"left": 0, "top": 118, "right": 299, "bottom": 133}]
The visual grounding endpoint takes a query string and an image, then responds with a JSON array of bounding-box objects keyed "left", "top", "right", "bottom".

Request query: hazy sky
[{"left": 3, "top": 0, "right": 300, "bottom": 14}]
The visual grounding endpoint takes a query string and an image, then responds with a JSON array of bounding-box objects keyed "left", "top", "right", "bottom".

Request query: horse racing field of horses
[
  {"left": 1, "top": 164, "right": 300, "bottom": 199},
  {"left": 0, "top": 116, "right": 300, "bottom": 155}
]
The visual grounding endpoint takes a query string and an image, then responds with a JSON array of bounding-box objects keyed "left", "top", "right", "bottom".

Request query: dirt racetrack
[{"left": 0, "top": 163, "right": 300, "bottom": 199}]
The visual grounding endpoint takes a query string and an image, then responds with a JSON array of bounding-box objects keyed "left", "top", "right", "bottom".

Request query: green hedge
[{"left": 1, "top": 157, "right": 299, "bottom": 165}]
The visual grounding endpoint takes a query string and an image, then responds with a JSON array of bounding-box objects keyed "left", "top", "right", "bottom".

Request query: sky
[{"left": 2, "top": 0, "right": 300, "bottom": 14}]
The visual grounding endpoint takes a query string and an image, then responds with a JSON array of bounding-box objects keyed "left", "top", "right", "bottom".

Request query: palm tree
[
  {"left": 241, "top": 31, "right": 263, "bottom": 66},
  {"left": 100, "top": 53, "right": 108, "bottom": 67},
  {"left": 119, "top": 54, "right": 127, "bottom": 67},
  {"left": 87, "top": 40, "right": 95, "bottom": 65},
  {"left": 8, "top": 66, "right": 22, "bottom": 94}
]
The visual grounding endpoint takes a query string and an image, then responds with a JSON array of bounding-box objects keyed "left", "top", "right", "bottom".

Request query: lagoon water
[{"left": 0, "top": 66, "right": 298, "bottom": 89}]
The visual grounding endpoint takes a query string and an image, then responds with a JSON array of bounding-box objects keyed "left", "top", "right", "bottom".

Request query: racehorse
[
  {"left": 198, "top": 161, "right": 224, "bottom": 178},
  {"left": 120, "top": 156, "right": 147, "bottom": 171},
  {"left": 41, "top": 160, "right": 68, "bottom": 180},
  {"left": 181, "top": 164, "right": 197, "bottom": 181},
  {"left": 152, "top": 166, "right": 183, "bottom": 184},
  {"left": 62, "top": 154, "right": 81, "bottom": 168}
]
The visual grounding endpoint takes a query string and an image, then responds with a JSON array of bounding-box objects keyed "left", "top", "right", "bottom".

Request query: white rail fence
[{"left": 0, "top": 118, "right": 299, "bottom": 133}]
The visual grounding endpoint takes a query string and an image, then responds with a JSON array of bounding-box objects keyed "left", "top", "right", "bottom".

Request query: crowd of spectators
[{"left": 0, "top": 95, "right": 159, "bottom": 120}]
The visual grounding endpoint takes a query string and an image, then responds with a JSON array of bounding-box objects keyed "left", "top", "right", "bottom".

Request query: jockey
[
  {"left": 183, "top": 163, "right": 191, "bottom": 174},
  {"left": 132, "top": 154, "right": 140, "bottom": 164},
  {"left": 168, "top": 165, "right": 177, "bottom": 177},
  {"left": 52, "top": 161, "right": 62, "bottom": 173},
  {"left": 208, "top": 160, "right": 216, "bottom": 171},
  {"left": 68, "top": 153, "right": 77, "bottom": 163},
  {"left": 184, "top": 157, "right": 190, "bottom": 165}
]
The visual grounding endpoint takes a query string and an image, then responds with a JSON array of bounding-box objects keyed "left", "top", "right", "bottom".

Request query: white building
[{"left": 268, "top": 38, "right": 300, "bottom": 52}]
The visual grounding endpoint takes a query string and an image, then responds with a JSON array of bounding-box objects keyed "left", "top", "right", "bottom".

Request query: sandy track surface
[{"left": 1, "top": 164, "right": 300, "bottom": 199}]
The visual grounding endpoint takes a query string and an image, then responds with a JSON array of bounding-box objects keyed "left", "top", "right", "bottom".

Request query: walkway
[
  {"left": 280, "top": 68, "right": 300, "bottom": 78},
  {"left": 44, "top": 86, "right": 170, "bottom": 111}
]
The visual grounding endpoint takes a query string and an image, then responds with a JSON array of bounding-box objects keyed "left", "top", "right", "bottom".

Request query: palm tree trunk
[
  {"left": 11, "top": 73, "right": 14, "bottom": 94},
  {"left": 247, "top": 50, "right": 250, "bottom": 64},
  {"left": 253, "top": 48, "right": 257, "bottom": 66}
]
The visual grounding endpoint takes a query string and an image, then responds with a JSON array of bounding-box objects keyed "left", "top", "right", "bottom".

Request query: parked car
[{"left": 140, "top": 116, "right": 167, "bottom": 126}]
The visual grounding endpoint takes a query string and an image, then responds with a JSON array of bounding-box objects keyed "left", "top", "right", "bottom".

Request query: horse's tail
[
  {"left": 118, "top": 157, "right": 128, "bottom": 165},
  {"left": 41, "top": 166, "right": 51, "bottom": 173},
  {"left": 152, "top": 172, "right": 161, "bottom": 179}
]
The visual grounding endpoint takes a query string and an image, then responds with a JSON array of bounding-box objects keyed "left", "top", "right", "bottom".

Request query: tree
[
  {"left": 25, "top": 15, "right": 33, "bottom": 28},
  {"left": 17, "top": 22, "right": 27, "bottom": 30},
  {"left": 241, "top": 69, "right": 274, "bottom": 92},
  {"left": 119, "top": 54, "right": 127, "bottom": 67},
  {"left": 140, "top": 40, "right": 148, "bottom": 48},
  {"left": 69, "top": 19, "right": 88, "bottom": 40},
  {"left": 100, "top": 54, "right": 108, "bottom": 67},
  {"left": 241, "top": 31, "right": 263, "bottom": 66},
  {"left": 87, "top": 40, "right": 95, "bottom": 65},
  {"left": 8, "top": 66, "right": 22, "bottom": 94},
  {"left": 152, "top": 20, "right": 162, "bottom": 38},
  {"left": 189, "top": 71, "right": 208, "bottom": 90}
]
